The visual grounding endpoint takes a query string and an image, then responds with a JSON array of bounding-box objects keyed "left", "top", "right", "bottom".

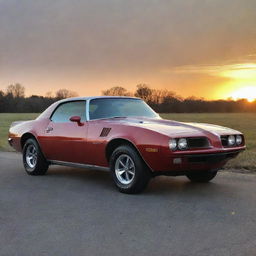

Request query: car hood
[{"left": 111, "top": 117, "right": 241, "bottom": 137}]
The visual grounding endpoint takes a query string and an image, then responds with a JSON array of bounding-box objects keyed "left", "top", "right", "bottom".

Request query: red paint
[{"left": 9, "top": 97, "right": 246, "bottom": 173}]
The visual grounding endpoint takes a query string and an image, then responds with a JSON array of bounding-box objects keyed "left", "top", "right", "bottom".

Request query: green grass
[{"left": 0, "top": 113, "right": 255, "bottom": 170}]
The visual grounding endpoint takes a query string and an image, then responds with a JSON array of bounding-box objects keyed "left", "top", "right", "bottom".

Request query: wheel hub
[
  {"left": 25, "top": 144, "right": 38, "bottom": 169},
  {"left": 115, "top": 154, "right": 135, "bottom": 185}
]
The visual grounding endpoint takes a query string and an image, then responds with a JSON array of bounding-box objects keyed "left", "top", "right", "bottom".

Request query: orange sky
[{"left": 0, "top": 0, "right": 256, "bottom": 101}]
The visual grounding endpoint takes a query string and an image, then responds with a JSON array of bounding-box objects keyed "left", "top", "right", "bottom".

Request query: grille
[
  {"left": 100, "top": 128, "right": 111, "bottom": 137},
  {"left": 221, "top": 135, "right": 229, "bottom": 147},
  {"left": 187, "top": 137, "right": 210, "bottom": 149}
]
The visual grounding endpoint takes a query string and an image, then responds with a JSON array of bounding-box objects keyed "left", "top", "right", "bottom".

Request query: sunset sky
[{"left": 0, "top": 0, "right": 256, "bottom": 100}]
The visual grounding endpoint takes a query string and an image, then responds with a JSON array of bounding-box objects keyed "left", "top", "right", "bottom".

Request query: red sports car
[{"left": 8, "top": 96, "right": 245, "bottom": 193}]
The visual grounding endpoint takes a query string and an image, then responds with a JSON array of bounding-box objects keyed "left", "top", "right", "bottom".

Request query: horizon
[
  {"left": 2, "top": 83, "right": 256, "bottom": 103},
  {"left": 1, "top": 0, "right": 256, "bottom": 101}
]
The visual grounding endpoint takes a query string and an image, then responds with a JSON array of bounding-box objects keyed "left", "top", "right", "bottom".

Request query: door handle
[{"left": 46, "top": 127, "right": 53, "bottom": 133}]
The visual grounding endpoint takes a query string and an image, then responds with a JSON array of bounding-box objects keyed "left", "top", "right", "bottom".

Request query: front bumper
[
  {"left": 185, "top": 150, "right": 242, "bottom": 164},
  {"left": 149, "top": 147, "right": 245, "bottom": 173},
  {"left": 168, "top": 149, "right": 244, "bottom": 172}
]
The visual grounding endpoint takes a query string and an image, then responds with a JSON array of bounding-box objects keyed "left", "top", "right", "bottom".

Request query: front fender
[{"left": 106, "top": 127, "right": 170, "bottom": 172}]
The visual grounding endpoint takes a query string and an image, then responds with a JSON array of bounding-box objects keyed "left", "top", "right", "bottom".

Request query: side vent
[{"left": 100, "top": 128, "right": 111, "bottom": 137}]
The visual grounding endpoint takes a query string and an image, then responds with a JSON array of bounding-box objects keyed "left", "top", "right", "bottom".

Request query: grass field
[{"left": 0, "top": 113, "right": 255, "bottom": 170}]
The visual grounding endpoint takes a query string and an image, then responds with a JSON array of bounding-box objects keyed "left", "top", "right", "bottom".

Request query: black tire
[
  {"left": 186, "top": 170, "right": 218, "bottom": 183},
  {"left": 110, "top": 145, "right": 151, "bottom": 194},
  {"left": 23, "top": 138, "right": 49, "bottom": 175}
]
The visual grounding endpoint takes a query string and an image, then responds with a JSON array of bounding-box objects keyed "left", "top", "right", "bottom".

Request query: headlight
[
  {"left": 169, "top": 139, "right": 177, "bottom": 150},
  {"left": 178, "top": 138, "right": 188, "bottom": 150},
  {"left": 236, "top": 135, "right": 243, "bottom": 145},
  {"left": 228, "top": 135, "right": 236, "bottom": 146}
]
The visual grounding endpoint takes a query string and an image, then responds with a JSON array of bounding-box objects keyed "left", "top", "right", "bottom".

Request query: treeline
[
  {"left": 103, "top": 85, "right": 256, "bottom": 113},
  {"left": 0, "top": 84, "right": 78, "bottom": 113},
  {"left": 0, "top": 83, "right": 256, "bottom": 113}
]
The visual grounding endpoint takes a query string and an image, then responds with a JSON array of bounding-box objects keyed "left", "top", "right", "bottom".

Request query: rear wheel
[
  {"left": 110, "top": 145, "right": 151, "bottom": 194},
  {"left": 23, "top": 138, "right": 49, "bottom": 175},
  {"left": 186, "top": 170, "right": 218, "bottom": 183}
]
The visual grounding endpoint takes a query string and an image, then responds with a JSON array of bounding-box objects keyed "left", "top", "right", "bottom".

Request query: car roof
[{"left": 57, "top": 96, "right": 140, "bottom": 104}]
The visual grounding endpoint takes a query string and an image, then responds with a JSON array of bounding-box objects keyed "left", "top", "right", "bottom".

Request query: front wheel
[
  {"left": 186, "top": 170, "right": 218, "bottom": 183},
  {"left": 110, "top": 145, "right": 151, "bottom": 194},
  {"left": 23, "top": 138, "right": 49, "bottom": 175}
]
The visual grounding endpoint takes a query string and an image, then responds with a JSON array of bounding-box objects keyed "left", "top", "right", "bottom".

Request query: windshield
[{"left": 89, "top": 98, "right": 159, "bottom": 120}]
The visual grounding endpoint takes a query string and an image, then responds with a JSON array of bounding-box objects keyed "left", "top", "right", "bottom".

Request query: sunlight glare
[{"left": 231, "top": 86, "right": 256, "bottom": 102}]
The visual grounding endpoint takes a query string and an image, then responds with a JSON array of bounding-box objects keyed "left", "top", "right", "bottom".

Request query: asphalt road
[{"left": 0, "top": 152, "right": 256, "bottom": 256}]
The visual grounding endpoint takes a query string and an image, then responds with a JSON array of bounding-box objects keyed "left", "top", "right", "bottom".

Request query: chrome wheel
[
  {"left": 25, "top": 144, "right": 38, "bottom": 169},
  {"left": 115, "top": 154, "right": 135, "bottom": 185}
]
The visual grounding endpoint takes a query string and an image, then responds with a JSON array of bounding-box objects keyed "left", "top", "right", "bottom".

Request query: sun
[{"left": 230, "top": 86, "right": 256, "bottom": 102}]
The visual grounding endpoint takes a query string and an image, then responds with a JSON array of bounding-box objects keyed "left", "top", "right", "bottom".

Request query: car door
[{"left": 40, "top": 100, "right": 89, "bottom": 163}]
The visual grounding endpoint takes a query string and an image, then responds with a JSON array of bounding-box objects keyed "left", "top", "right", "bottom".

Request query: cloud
[
  {"left": 1, "top": 0, "right": 256, "bottom": 70},
  {"left": 0, "top": 0, "right": 256, "bottom": 97},
  {"left": 163, "top": 62, "right": 256, "bottom": 79}
]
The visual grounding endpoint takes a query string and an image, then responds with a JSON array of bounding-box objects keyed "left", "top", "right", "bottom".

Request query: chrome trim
[
  {"left": 55, "top": 96, "right": 139, "bottom": 105},
  {"left": 50, "top": 160, "right": 110, "bottom": 171},
  {"left": 85, "top": 99, "right": 90, "bottom": 121}
]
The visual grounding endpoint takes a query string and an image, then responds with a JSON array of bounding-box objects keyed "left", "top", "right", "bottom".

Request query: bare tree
[
  {"left": 45, "top": 91, "right": 53, "bottom": 98},
  {"left": 134, "top": 84, "right": 152, "bottom": 102},
  {"left": 6, "top": 83, "right": 25, "bottom": 98},
  {"left": 55, "top": 89, "right": 78, "bottom": 99},
  {"left": 150, "top": 89, "right": 178, "bottom": 104},
  {"left": 1, "top": 83, "right": 255, "bottom": 113},
  {"left": 102, "top": 86, "right": 132, "bottom": 96}
]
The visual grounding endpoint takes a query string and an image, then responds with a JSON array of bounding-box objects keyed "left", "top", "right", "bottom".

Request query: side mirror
[{"left": 70, "top": 116, "right": 83, "bottom": 126}]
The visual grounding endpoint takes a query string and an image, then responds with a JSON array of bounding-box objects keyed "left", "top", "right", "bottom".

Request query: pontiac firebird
[{"left": 8, "top": 96, "right": 245, "bottom": 193}]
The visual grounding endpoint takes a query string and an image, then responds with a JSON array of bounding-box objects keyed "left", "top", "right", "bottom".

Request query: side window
[{"left": 51, "top": 101, "right": 86, "bottom": 123}]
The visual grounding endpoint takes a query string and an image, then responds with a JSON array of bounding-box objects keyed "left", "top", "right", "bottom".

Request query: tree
[
  {"left": 102, "top": 86, "right": 132, "bottom": 96},
  {"left": 135, "top": 84, "right": 152, "bottom": 102},
  {"left": 45, "top": 91, "right": 53, "bottom": 98},
  {"left": 55, "top": 89, "right": 78, "bottom": 99},
  {"left": 6, "top": 83, "right": 25, "bottom": 98},
  {"left": 0, "top": 90, "right": 5, "bottom": 112},
  {"left": 150, "top": 89, "right": 179, "bottom": 104}
]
